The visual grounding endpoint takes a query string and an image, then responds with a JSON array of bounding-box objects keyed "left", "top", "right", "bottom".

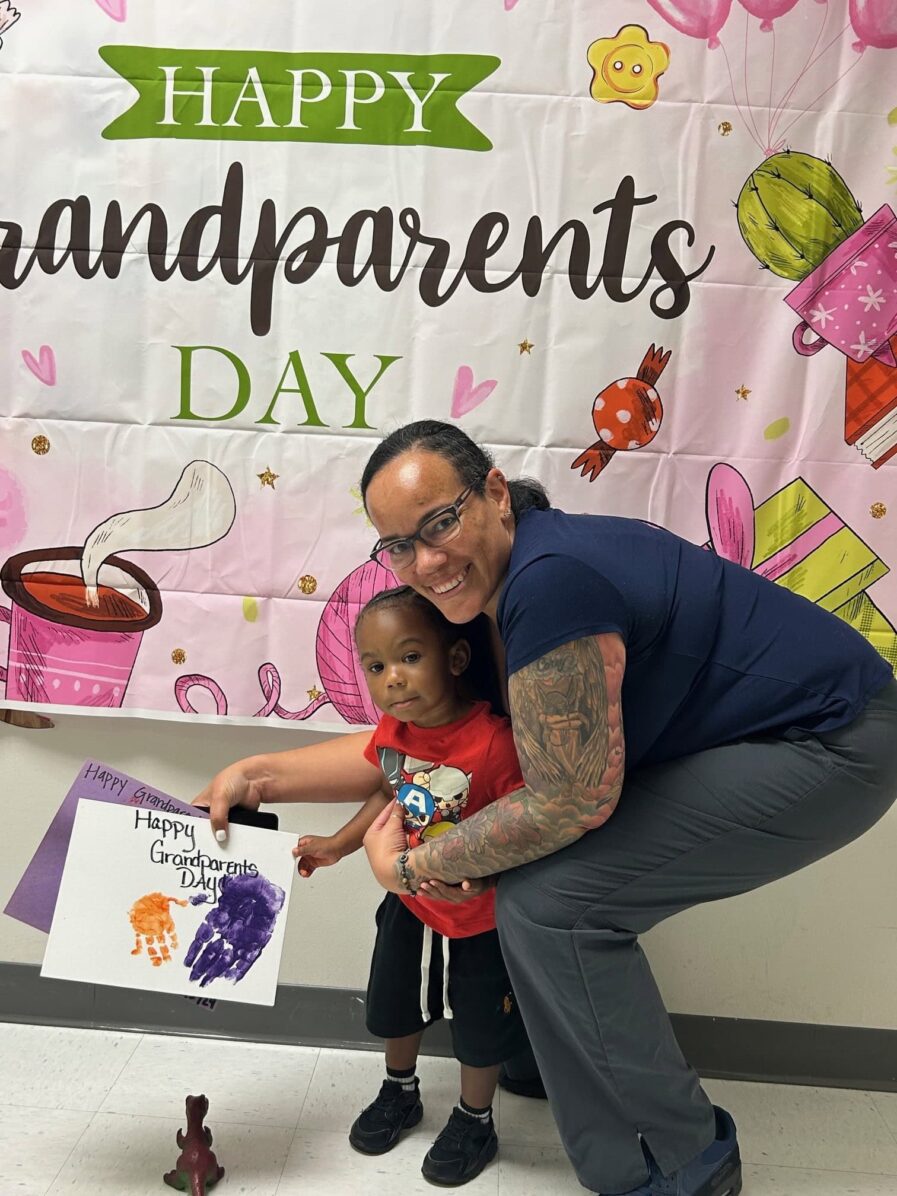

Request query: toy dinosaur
[{"left": 163, "top": 1094, "right": 225, "bottom": 1196}]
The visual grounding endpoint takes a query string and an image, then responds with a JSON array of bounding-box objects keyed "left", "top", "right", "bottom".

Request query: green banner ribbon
[{"left": 99, "top": 46, "right": 499, "bottom": 151}]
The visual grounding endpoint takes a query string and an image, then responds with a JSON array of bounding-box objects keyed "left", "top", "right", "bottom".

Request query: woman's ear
[
  {"left": 449, "top": 638, "right": 471, "bottom": 676},
  {"left": 484, "top": 467, "right": 511, "bottom": 518}
]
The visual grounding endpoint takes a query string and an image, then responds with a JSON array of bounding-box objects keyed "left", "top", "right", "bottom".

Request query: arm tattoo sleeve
[{"left": 402, "top": 633, "right": 626, "bottom": 887}]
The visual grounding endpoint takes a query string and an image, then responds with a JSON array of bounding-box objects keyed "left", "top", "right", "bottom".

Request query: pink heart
[
  {"left": 504, "top": 0, "right": 521, "bottom": 10},
  {"left": 94, "top": 0, "right": 127, "bottom": 21},
  {"left": 21, "top": 345, "right": 57, "bottom": 387},
  {"left": 451, "top": 366, "right": 497, "bottom": 418}
]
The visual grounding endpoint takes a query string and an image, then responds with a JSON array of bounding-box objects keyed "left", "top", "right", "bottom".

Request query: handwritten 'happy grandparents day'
[{"left": 134, "top": 809, "right": 258, "bottom": 901}]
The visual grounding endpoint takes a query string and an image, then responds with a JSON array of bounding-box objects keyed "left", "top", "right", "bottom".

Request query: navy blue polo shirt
[{"left": 497, "top": 509, "right": 892, "bottom": 770}]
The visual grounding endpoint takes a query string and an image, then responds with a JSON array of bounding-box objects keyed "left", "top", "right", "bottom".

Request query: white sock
[{"left": 386, "top": 1066, "right": 417, "bottom": 1091}]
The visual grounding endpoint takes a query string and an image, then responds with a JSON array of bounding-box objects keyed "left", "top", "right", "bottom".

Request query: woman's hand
[
  {"left": 363, "top": 801, "right": 409, "bottom": 892},
  {"left": 192, "top": 764, "right": 262, "bottom": 843},
  {"left": 417, "top": 877, "right": 496, "bottom": 903},
  {"left": 292, "top": 834, "right": 345, "bottom": 878}
]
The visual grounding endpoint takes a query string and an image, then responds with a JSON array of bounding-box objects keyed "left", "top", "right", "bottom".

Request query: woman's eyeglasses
[{"left": 370, "top": 483, "right": 479, "bottom": 569}]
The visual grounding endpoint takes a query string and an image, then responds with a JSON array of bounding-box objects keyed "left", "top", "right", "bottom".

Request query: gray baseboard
[{"left": 2, "top": 962, "right": 895, "bottom": 1092}]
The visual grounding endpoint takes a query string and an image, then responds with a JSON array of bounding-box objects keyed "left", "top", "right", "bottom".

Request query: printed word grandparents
[{"left": 0, "top": 163, "right": 714, "bottom": 336}]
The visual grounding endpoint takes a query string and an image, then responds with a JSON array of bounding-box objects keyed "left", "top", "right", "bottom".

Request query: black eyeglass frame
[{"left": 369, "top": 481, "right": 481, "bottom": 568}]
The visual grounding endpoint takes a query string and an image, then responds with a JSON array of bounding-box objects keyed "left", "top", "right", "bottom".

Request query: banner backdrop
[{"left": 1, "top": 0, "right": 895, "bottom": 729}]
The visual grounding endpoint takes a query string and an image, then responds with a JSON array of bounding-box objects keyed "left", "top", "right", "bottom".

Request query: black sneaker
[
  {"left": 497, "top": 1066, "right": 547, "bottom": 1100},
  {"left": 421, "top": 1107, "right": 498, "bottom": 1187},
  {"left": 348, "top": 1078, "right": 423, "bottom": 1155},
  {"left": 498, "top": 1044, "right": 548, "bottom": 1100}
]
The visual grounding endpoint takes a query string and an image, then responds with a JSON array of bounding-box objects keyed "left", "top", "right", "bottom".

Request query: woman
[{"left": 200, "top": 420, "right": 897, "bottom": 1196}]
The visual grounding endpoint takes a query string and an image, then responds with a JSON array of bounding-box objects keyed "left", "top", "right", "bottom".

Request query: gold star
[
  {"left": 735, "top": 385, "right": 751, "bottom": 401},
  {"left": 517, "top": 338, "right": 534, "bottom": 355},
  {"left": 257, "top": 466, "right": 279, "bottom": 489},
  {"left": 307, "top": 686, "right": 324, "bottom": 701}
]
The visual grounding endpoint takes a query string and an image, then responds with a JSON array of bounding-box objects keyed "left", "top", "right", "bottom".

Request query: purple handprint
[{"left": 184, "top": 873, "right": 285, "bottom": 988}]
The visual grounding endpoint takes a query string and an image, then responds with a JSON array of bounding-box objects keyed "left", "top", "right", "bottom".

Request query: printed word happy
[{"left": 99, "top": 47, "right": 498, "bottom": 151}]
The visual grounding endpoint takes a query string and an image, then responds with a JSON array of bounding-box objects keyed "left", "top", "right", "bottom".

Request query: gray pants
[{"left": 495, "top": 680, "right": 897, "bottom": 1193}]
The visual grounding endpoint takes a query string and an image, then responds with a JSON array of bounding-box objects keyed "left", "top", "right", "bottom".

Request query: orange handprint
[{"left": 128, "top": 892, "right": 189, "bottom": 966}]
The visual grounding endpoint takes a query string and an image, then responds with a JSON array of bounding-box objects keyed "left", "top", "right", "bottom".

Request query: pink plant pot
[
  {"left": 785, "top": 205, "right": 897, "bottom": 367},
  {"left": 0, "top": 547, "right": 161, "bottom": 707}
]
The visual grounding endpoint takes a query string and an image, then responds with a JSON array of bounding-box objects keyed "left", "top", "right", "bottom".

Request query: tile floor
[{"left": 2, "top": 1022, "right": 897, "bottom": 1194}]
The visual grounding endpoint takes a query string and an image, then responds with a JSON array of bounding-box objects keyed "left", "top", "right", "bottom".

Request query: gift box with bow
[{"left": 704, "top": 464, "right": 897, "bottom": 671}]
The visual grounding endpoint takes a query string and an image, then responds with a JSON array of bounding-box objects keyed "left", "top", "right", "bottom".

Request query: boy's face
[{"left": 356, "top": 604, "right": 469, "bottom": 728}]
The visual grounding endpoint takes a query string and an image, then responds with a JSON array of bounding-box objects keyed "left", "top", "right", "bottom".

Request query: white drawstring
[
  {"left": 418, "top": 925, "right": 453, "bottom": 1023},
  {"left": 442, "top": 937, "right": 453, "bottom": 1021},
  {"left": 420, "top": 925, "right": 433, "bottom": 1024}
]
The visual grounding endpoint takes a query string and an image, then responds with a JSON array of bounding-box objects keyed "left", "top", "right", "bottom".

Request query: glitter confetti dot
[
  {"left": 171, "top": 648, "right": 186, "bottom": 665},
  {"left": 298, "top": 575, "right": 318, "bottom": 595},
  {"left": 870, "top": 502, "right": 887, "bottom": 519},
  {"left": 242, "top": 597, "right": 259, "bottom": 622},
  {"left": 764, "top": 418, "right": 790, "bottom": 440},
  {"left": 718, "top": 121, "right": 733, "bottom": 136},
  {"left": 31, "top": 435, "right": 50, "bottom": 455}
]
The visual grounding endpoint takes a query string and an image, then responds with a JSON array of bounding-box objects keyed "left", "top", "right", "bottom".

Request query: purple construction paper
[{"left": 4, "top": 760, "right": 208, "bottom": 934}]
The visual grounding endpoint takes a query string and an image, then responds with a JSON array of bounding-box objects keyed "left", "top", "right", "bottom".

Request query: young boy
[{"left": 293, "top": 585, "right": 529, "bottom": 1186}]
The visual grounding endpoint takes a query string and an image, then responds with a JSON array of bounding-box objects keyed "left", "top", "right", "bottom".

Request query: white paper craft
[{"left": 42, "top": 800, "right": 295, "bottom": 1007}]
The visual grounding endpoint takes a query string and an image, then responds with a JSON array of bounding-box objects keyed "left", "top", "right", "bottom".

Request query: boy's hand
[
  {"left": 292, "top": 834, "right": 345, "bottom": 878},
  {"left": 417, "top": 877, "right": 496, "bottom": 903}
]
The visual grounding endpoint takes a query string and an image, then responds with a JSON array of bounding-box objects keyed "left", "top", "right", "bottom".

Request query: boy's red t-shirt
[{"left": 363, "top": 700, "right": 524, "bottom": 938}]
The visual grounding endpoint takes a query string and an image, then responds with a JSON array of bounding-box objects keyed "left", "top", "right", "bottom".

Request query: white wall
[{"left": 2, "top": 714, "right": 896, "bottom": 1028}]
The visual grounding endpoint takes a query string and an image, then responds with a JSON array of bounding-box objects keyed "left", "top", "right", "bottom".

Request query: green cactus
[{"left": 736, "top": 150, "right": 863, "bottom": 281}]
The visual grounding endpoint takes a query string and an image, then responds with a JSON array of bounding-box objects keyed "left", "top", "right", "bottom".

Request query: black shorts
[{"left": 365, "top": 893, "right": 529, "bottom": 1068}]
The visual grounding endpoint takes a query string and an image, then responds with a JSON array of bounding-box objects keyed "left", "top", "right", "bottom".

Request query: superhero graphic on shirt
[{"left": 377, "top": 748, "right": 471, "bottom": 847}]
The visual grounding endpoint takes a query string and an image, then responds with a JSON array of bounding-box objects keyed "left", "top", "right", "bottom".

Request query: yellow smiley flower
[{"left": 587, "top": 24, "right": 670, "bottom": 111}]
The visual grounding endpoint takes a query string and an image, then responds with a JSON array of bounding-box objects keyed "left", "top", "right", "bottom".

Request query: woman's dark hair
[
  {"left": 360, "top": 419, "right": 549, "bottom": 524},
  {"left": 355, "top": 585, "right": 505, "bottom": 714}
]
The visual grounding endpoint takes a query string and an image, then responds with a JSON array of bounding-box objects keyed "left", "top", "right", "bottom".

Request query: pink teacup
[
  {"left": 786, "top": 205, "right": 897, "bottom": 367},
  {"left": 0, "top": 547, "right": 162, "bottom": 708}
]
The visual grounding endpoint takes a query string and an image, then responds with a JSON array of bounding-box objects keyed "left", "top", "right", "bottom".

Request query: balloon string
[
  {"left": 719, "top": 39, "right": 764, "bottom": 153},
  {"left": 174, "top": 664, "right": 331, "bottom": 721},
  {"left": 766, "top": 26, "right": 776, "bottom": 150},
  {"left": 769, "top": 20, "right": 852, "bottom": 142},
  {"left": 741, "top": 9, "right": 765, "bottom": 150},
  {"left": 774, "top": 53, "right": 863, "bottom": 144},
  {"left": 769, "top": 2, "right": 830, "bottom": 135}
]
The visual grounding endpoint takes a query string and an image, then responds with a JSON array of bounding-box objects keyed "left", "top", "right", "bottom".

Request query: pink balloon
[
  {"left": 646, "top": 0, "right": 734, "bottom": 47},
  {"left": 849, "top": 0, "right": 897, "bottom": 50},
  {"left": 737, "top": 0, "right": 800, "bottom": 32}
]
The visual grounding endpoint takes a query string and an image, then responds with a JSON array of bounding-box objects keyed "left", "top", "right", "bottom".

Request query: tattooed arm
[{"left": 393, "top": 632, "right": 626, "bottom": 888}]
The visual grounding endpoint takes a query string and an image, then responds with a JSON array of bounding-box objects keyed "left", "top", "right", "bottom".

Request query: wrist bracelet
[{"left": 398, "top": 850, "right": 417, "bottom": 897}]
